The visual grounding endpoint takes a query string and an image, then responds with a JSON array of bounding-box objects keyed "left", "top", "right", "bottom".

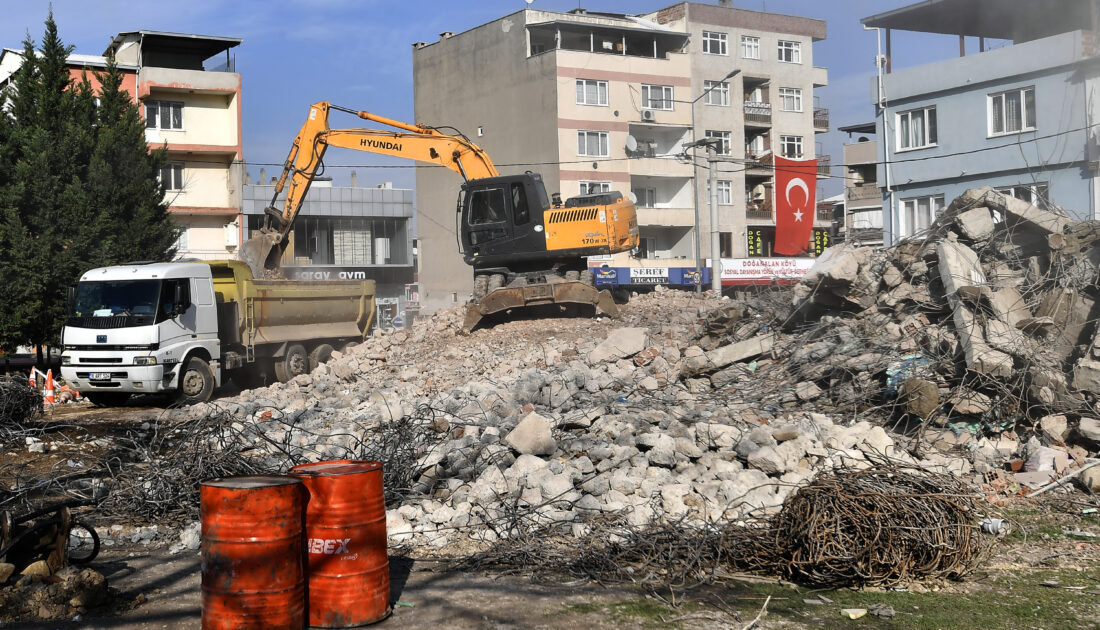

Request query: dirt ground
[{"left": 5, "top": 394, "right": 1100, "bottom": 629}]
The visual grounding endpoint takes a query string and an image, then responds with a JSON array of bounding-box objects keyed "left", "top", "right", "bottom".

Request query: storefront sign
[
  {"left": 629, "top": 267, "right": 669, "bottom": 284},
  {"left": 286, "top": 267, "right": 370, "bottom": 281},
  {"left": 721, "top": 258, "right": 815, "bottom": 285}
]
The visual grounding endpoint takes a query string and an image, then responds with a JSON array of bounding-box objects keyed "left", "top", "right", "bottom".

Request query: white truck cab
[{"left": 61, "top": 262, "right": 221, "bottom": 406}]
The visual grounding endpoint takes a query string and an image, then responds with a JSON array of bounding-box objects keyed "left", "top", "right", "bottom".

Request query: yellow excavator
[{"left": 241, "top": 101, "right": 639, "bottom": 331}]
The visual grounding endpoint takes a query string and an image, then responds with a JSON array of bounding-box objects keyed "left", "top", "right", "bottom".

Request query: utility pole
[{"left": 707, "top": 143, "right": 721, "bottom": 293}]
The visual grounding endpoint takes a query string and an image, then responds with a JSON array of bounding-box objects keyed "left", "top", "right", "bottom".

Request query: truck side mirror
[
  {"left": 67, "top": 285, "right": 75, "bottom": 309},
  {"left": 173, "top": 282, "right": 190, "bottom": 316}
]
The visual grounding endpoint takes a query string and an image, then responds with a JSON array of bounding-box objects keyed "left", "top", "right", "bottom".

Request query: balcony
[
  {"left": 813, "top": 107, "right": 829, "bottom": 132},
  {"left": 817, "top": 155, "right": 831, "bottom": 178},
  {"left": 745, "top": 152, "right": 773, "bottom": 177},
  {"left": 745, "top": 202, "right": 773, "bottom": 222},
  {"left": 744, "top": 101, "right": 771, "bottom": 127},
  {"left": 816, "top": 206, "right": 835, "bottom": 222},
  {"left": 847, "top": 184, "right": 882, "bottom": 201}
]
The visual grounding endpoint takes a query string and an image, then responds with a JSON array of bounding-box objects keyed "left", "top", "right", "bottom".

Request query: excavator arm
[{"left": 240, "top": 101, "right": 499, "bottom": 277}]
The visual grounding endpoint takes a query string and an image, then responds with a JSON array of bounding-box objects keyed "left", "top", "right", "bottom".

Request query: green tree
[{"left": 0, "top": 13, "right": 178, "bottom": 364}]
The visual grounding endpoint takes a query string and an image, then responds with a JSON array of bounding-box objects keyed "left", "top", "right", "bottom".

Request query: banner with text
[
  {"left": 773, "top": 156, "right": 818, "bottom": 256},
  {"left": 721, "top": 258, "right": 815, "bottom": 285}
]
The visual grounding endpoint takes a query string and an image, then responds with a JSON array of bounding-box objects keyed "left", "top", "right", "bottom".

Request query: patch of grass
[{"left": 559, "top": 598, "right": 703, "bottom": 628}]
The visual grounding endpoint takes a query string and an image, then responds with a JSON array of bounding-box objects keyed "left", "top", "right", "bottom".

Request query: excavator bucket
[
  {"left": 238, "top": 230, "right": 284, "bottom": 279},
  {"left": 462, "top": 281, "right": 619, "bottom": 333}
]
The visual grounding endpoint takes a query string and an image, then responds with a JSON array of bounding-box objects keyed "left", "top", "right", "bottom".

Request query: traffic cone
[
  {"left": 44, "top": 370, "right": 56, "bottom": 404},
  {"left": 29, "top": 369, "right": 37, "bottom": 389}
]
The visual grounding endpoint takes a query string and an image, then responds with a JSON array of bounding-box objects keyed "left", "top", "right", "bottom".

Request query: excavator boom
[{"left": 240, "top": 101, "right": 498, "bottom": 277}]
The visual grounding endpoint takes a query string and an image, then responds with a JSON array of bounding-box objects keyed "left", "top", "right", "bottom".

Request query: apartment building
[
  {"left": 643, "top": 2, "right": 830, "bottom": 261},
  {"left": 412, "top": 2, "right": 829, "bottom": 312},
  {"left": 104, "top": 31, "right": 244, "bottom": 260},
  {"left": 838, "top": 122, "right": 884, "bottom": 246},
  {"left": 863, "top": 0, "right": 1099, "bottom": 245}
]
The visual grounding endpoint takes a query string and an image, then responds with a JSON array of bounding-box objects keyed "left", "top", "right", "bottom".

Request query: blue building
[{"left": 862, "top": 0, "right": 1099, "bottom": 245}]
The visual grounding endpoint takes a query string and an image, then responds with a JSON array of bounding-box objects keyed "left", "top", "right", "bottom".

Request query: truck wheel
[
  {"left": 274, "top": 344, "right": 308, "bottom": 383},
  {"left": 178, "top": 356, "right": 215, "bottom": 404},
  {"left": 339, "top": 341, "right": 360, "bottom": 353},
  {"left": 308, "top": 344, "right": 334, "bottom": 371},
  {"left": 85, "top": 392, "right": 131, "bottom": 407},
  {"left": 580, "top": 269, "right": 595, "bottom": 286},
  {"left": 473, "top": 275, "right": 489, "bottom": 299}
]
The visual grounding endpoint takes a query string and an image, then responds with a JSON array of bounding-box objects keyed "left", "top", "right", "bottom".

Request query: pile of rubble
[{"left": 139, "top": 187, "right": 1093, "bottom": 553}]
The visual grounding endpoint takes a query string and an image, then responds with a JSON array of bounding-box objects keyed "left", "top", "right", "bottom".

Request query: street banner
[{"left": 773, "top": 156, "right": 817, "bottom": 255}]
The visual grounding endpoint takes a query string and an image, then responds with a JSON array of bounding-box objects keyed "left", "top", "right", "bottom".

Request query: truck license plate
[{"left": 90, "top": 372, "right": 112, "bottom": 380}]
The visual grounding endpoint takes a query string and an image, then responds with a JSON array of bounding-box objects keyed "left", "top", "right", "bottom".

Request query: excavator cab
[{"left": 458, "top": 172, "right": 552, "bottom": 267}]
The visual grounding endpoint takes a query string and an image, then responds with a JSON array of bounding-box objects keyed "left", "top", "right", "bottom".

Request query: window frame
[
  {"left": 160, "top": 163, "right": 184, "bottom": 191},
  {"left": 898, "top": 194, "right": 945, "bottom": 238},
  {"left": 895, "top": 105, "right": 938, "bottom": 152},
  {"left": 741, "top": 35, "right": 760, "bottom": 59},
  {"left": 778, "top": 87, "right": 803, "bottom": 112},
  {"left": 702, "top": 31, "right": 728, "bottom": 56},
  {"left": 145, "top": 100, "right": 184, "bottom": 130},
  {"left": 995, "top": 182, "right": 1048, "bottom": 206},
  {"left": 577, "top": 130, "right": 610, "bottom": 157},
  {"left": 641, "top": 84, "right": 674, "bottom": 111},
  {"left": 632, "top": 187, "right": 657, "bottom": 208},
  {"left": 779, "top": 135, "right": 803, "bottom": 158},
  {"left": 575, "top": 79, "right": 609, "bottom": 107},
  {"left": 777, "top": 40, "right": 801, "bottom": 63},
  {"left": 579, "top": 180, "right": 612, "bottom": 195},
  {"left": 988, "top": 86, "right": 1036, "bottom": 137},
  {"left": 704, "top": 130, "right": 732, "bottom": 155},
  {"left": 703, "top": 80, "right": 730, "bottom": 107}
]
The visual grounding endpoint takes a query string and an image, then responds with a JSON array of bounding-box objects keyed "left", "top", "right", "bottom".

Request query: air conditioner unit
[{"left": 641, "top": 110, "right": 656, "bottom": 122}]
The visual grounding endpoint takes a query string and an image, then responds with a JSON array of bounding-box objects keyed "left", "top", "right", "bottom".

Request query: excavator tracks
[{"left": 462, "top": 274, "right": 618, "bottom": 333}]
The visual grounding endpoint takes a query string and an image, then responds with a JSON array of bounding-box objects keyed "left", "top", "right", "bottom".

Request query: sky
[{"left": 1, "top": 0, "right": 992, "bottom": 197}]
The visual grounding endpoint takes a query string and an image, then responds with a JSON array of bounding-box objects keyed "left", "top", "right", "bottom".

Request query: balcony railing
[
  {"left": 847, "top": 184, "right": 883, "bottom": 201},
  {"left": 745, "top": 202, "right": 773, "bottom": 221},
  {"left": 745, "top": 152, "right": 773, "bottom": 174},
  {"left": 816, "top": 207, "right": 835, "bottom": 221},
  {"left": 813, "top": 107, "right": 829, "bottom": 131},
  {"left": 744, "top": 101, "right": 772, "bottom": 126},
  {"left": 817, "top": 155, "right": 831, "bottom": 178}
]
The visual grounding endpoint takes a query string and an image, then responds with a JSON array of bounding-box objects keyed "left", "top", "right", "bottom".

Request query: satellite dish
[
  {"left": 628, "top": 191, "right": 638, "bottom": 204},
  {"left": 625, "top": 135, "right": 638, "bottom": 151},
  {"left": 525, "top": 0, "right": 534, "bottom": 4}
]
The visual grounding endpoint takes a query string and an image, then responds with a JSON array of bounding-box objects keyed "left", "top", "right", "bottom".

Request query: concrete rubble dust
[{"left": 5, "top": 186, "right": 1100, "bottom": 621}]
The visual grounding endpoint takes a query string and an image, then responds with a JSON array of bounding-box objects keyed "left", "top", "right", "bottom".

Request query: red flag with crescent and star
[{"left": 772, "top": 156, "right": 817, "bottom": 256}]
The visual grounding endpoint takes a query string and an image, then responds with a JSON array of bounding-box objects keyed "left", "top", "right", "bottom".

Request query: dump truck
[
  {"left": 60, "top": 260, "right": 375, "bottom": 406},
  {"left": 241, "top": 101, "right": 638, "bottom": 332}
]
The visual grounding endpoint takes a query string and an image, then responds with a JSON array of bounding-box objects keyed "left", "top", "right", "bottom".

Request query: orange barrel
[
  {"left": 200, "top": 475, "right": 306, "bottom": 630},
  {"left": 289, "top": 460, "right": 390, "bottom": 627}
]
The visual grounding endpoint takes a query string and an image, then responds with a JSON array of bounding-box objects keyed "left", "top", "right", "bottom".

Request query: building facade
[
  {"left": 838, "top": 122, "right": 884, "bottom": 246},
  {"left": 242, "top": 177, "right": 416, "bottom": 323},
  {"left": 863, "top": 0, "right": 1100, "bottom": 245},
  {"left": 412, "top": 2, "right": 829, "bottom": 312},
  {"left": 106, "top": 31, "right": 245, "bottom": 260}
]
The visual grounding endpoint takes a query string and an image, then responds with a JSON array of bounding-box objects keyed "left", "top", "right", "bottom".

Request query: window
[
  {"left": 634, "top": 236, "right": 657, "bottom": 259},
  {"left": 896, "top": 106, "right": 937, "bottom": 150},
  {"left": 145, "top": 100, "right": 183, "bottom": 130},
  {"left": 995, "top": 183, "right": 1048, "bottom": 206},
  {"left": 642, "top": 84, "right": 674, "bottom": 110},
  {"left": 468, "top": 187, "right": 507, "bottom": 225},
  {"left": 778, "top": 40, "right": 801, "bottom": 63},
  {"left": 899, "top": 194, "right": 944, "bottom": 238},
  {"left": 741, "top": 35, "right": 760, "bottom": 59},
  {"left": 160, "top": 163, "right": 184, "bottom": 190},
  {"left": 576, "top": 79, "right": 608, "bottom": 106},
  {"left": 705, "top": 130, "right": 731, "bottom": 154},
  {"left": 746, "top": 135, "right": 765, "bottom": 156},
  {"left": 989, "top": 87, "right": 1035, "bottom": 135},
  {"left": 780, "top": 135, "right": 803, "bottom": 157},
  {"left": 511, "top": 182, "right": 530, "bottom": 224},
  {"left": 702, "top": 31, "right": 727, "bottom": 55},
  {"left": 577, "top": 131, "right": 609, "bottom": 157},
  {"left": 703, "top": 80, "right": 730, "bottom": 106},
  {"left": 720, "top": 232, "right": 734, "bottom": 257},
  {"left": 580, "top": 181, "right": 611, "bottom": 194},
  {"left": 778, "top": 87, "right": 802, "bottom": 112},
  {"left": 706, "top": 180, "right": 732, "bottom": 205},
  {"left": 632, "top": 187, "right": 656, "bottom": 208}
]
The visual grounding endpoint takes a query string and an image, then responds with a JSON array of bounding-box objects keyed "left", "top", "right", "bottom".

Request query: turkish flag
[{"left": 773, "top": 156, "right": 817, "bottom": 256}]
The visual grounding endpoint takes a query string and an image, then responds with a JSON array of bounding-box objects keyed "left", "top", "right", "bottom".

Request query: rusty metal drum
[
  {"left": 290, "top": 460, "right": 390, "bottom": 627},
  {"left": 200, "top": 475, "right": 306, "bottom": 630}
]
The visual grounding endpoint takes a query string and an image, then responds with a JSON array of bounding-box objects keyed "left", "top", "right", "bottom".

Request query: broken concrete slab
[
  {"left": 1035, "top": 289, "right": 1096, "bottom": 361},
  {"left": 937, "top": 239, "right": 1013, "bottom": 378},
  {"left": 682, "top": 334, "right": 774, "bottom": 377},
  {"left": 955, "top": 206, "right": 995, "bottom": 242},
  {"left": 588, "top": 327, "right": 648, "bottom": 364}
]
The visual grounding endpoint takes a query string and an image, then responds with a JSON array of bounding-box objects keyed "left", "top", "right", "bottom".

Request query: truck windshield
[{"left": 71, "top": 280, "right": 161, "bottom": 318}]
